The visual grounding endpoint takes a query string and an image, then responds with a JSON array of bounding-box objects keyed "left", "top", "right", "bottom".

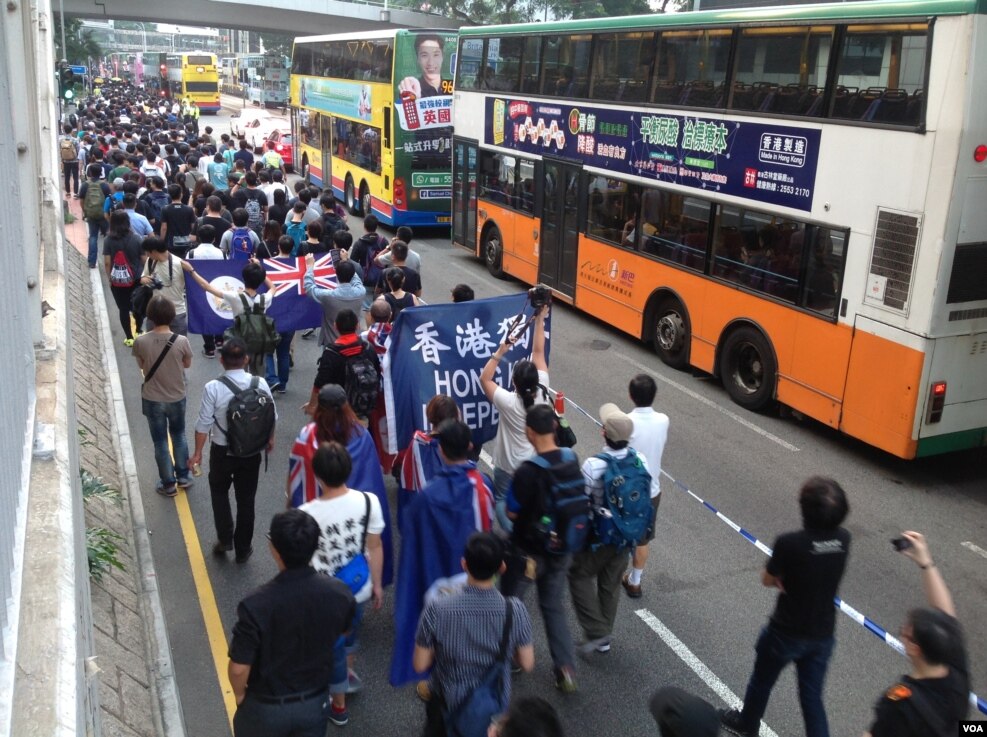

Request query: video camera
[{"left": 528, "top": 284, "right": 552, "bottom": 311}]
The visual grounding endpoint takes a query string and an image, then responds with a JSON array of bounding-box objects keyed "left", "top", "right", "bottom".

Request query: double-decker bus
[
  {"left": 165, "top": 53, "right": 220, "bottom": 113},
  {"left": 290, "top": 30, "right": 457, "bottom": 227},
  {"left": 452, "top": 0, "right": 987, "bottom": 459},
  {"left": 238, "top": 53, "right": 290, "bottom": 108}
]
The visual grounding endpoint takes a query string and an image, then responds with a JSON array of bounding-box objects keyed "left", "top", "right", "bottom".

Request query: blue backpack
[
  {"left": 524, "top": 449, "right": 590, "bottom": 555},
  {"left": 230, "top": 227, "right": 254, "bottom": 260},
  {"left": 592, "top": 449, "right": 654, "bottom": 549},
  {"left": 286, "top": 220, "right": 307, "bottom": 255}
]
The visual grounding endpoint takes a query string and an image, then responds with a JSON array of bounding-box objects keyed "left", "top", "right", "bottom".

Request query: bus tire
[
  {"left": 345, "top": 176, "right": 358, "bottom": 215},
  {"left": 720, "top": 326, "right": 776, "bottom": 412},
  {"left": 360, "top": 183, "right": 371, "bottom": 217},
  {"left": 651, "top": 296, "right": 690, "bottom": 370},
  {"left": 482, "top": 225, "right": 505, "bottom": 279}
]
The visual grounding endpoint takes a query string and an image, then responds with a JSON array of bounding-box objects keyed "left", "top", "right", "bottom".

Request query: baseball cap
[
  {"left": 318, "top": 384, "right": 347, "bottom": 409},
  {"left": 112, "top": 177, "right": 125, "bottom": 186},
  {"left": 599, "top": 403, "right": 633, "bottom": 443}
]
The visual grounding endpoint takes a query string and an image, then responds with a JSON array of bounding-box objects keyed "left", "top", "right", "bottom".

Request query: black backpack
[
  {"left": 338, "top": 343, "right": 379, "bottom": 418},
  {"left": 524, "top": 449, "right": 590, "bottom": 555},
  {"left": 218, "top": 376, "right": 276, "bottom": 458},
  {"left": 321, "top": 211, "right": 348, "bottom": 248}
]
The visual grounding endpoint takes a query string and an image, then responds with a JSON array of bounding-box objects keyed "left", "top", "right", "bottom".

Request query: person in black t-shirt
[
  {"left": 501, "top": 404, "right": 580, "bottom": 694},
  {"left": 721, "top": 477, "right": 850, "bottom": 737},
  {"left": 160, "top": 184, "right": 196, "bottom": 258},
  {"left": 865, "top": 531, "right": 968, "bottom": 737}
]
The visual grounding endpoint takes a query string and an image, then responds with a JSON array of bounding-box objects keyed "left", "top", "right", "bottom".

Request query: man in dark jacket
[{"left": 306, "top": 309, "right": 379, "bottom": 417}]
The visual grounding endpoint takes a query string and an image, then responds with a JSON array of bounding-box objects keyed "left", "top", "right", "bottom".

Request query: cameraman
[
  {"left": 863, "top": 531, "right": 968, "bottom": 737},
  {"left": 480, "top": 300, "right": 550, "bottom": 532}
]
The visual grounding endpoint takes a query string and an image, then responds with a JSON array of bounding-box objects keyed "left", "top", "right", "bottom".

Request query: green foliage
[
  {"left": 80, "top": 469, "right": 123, "bottom": 505},
  {"left": 258, "top": 32, "right": 294, "bottom": 58},
  {"left": 87, "top": 527, "right": 125, "bottom": 582},
  {"left": 392, "top": 0, "right": 683, "bottom": 25},
  {"left": 53, "top": 15, "right": 103, "bottom": 65}
]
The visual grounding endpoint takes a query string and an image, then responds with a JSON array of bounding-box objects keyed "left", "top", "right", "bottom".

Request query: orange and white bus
[{"left": 452, "top": 0, "right": 987, "bottom": 458}]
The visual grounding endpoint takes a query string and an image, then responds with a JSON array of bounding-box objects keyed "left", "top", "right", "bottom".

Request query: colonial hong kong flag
[{"left": 185, "top": 256, "right": 337, "bottom": 334}]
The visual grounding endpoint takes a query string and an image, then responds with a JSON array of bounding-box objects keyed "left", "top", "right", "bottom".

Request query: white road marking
[
  {"left": 613, "top": 351, "right": 800, "bottom": 452},
  {"left": 961, "top": 541, "right": 987, "bottom": 560},
  {"left": 635, "top": 609, "right": 779, "bottom": 737}
]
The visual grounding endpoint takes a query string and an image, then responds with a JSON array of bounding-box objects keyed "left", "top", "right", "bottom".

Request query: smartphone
[
  {"left": 891, "top": 537, "right": 912, "bottom": 551},
  {"left": 330, "top": 248, "right": 341, "bottom": 264}
]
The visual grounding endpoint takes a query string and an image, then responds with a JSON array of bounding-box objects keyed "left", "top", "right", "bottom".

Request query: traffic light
[{"left": 59, "top": 66, "right": 75, "bottom": 100}]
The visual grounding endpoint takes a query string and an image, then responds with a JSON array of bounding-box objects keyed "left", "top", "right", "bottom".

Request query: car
[
  {"left": 248, "top": 116, "right": 289, "bottom": 151},
  {"left": 263, "top": 129, "right": 294, "bottom": 172},
  {"left": 229, "top": 107, "right": 273, "bottom": 140}
]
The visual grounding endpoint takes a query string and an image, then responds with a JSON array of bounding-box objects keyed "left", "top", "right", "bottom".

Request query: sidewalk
[{"left": 63, "top": 198, "right": 184, "bottom": 737}]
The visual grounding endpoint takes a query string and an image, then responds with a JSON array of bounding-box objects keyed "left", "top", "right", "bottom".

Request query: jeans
[
  {"left": 142, "top": 398, "right": 189, "bottom": 487},
  {"left": 567, "top": 545, "right": 629, "bottom": 641},
  {"left": 265, "top": 330, "right": 294, "bottom": 389},
  {"left": 501, "top": 550, "right": 575, "bottom": 669},
  {"left": 87, "top": 218, "right": 107, "bottom": 267},
  {"left": 232, "top": 690, "right": 330, "bottom": 737},
  {"left": 492, "top": 467, "right": 513, "bottom": 533},
  {"left": 329, "top": 602, "right": 365, "bottom": 695},
  {"left": 738, "top": 626, "right": 835, "bottom": 737},
  {"left": 63, "top": 161, "right": 79, "bottom": 195},
  {"left": 208, "top": 443, "right": 262, "bottom": 556}
]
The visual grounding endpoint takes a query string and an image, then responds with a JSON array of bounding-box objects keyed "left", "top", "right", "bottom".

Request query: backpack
[
  {"left": 444, "top": 601, "right": 513, "bottom": 737},
  {"left": 229, "top": 227, "right": 254, "bottom": 260},
  {"left": 108, "top": 194, "right": 126, "bottom": 213},
  {"left": 109, "top": 248, "right": 136, "bottom": 288},
  {"left": 321, "top": 211, "right": 348, "bottom": 248},
  {"left": 224, "top": 294, "right": 280, "bottom": 356},
  {"left": 524, "top": 449, "right": 590, "bottom": 555},
  {"left": 286, "top": 220, "right": 307, "bottom": 255},
  {"left": 243, "top": 194, "right": 263, "bottom": 230},
  {"left": 356, "top": 233, "right": 387, "bottom": 285},
  {"left": 592, "top": 450, "right": 654, "bottom": 549},
  {"left": 144, "top": 190, "right": 169, "bottom": 226},
  {"left": 217, "top": 376, "right": 276, "bottom": 458},
  {"left": 59, "top": 137, "right": 78, "bottom": 162},
  {"left": 337, "top": 343, "right": 379, "bottom": 418},
  {"left": 83, "top": 183, "right": 107, "bottom": 220}
]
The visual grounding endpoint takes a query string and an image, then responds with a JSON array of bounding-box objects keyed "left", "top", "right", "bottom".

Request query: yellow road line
[{"left": 173, "top": 488, "right": 237, "bottom": 728}]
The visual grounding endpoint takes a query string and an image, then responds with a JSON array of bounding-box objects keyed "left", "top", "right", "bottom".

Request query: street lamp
[{"left": 134, "top": 21, "right": 147, "bottom": 53}]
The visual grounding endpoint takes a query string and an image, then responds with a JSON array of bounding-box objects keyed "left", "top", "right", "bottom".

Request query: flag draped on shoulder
[
  {"left": 185, "top": 256, "right": 338, "bottom": 334},
  {"left": 389, "top": 462, "right": 494, "bottom": 687}
]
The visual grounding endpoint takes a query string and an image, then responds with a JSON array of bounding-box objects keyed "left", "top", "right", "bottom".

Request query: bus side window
[{"left": 802, "top": 227, "right": 842, "bottom": 316}]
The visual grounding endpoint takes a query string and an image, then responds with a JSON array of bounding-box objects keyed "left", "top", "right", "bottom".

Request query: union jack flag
[{"left": 263, "top": 256, "right": 337, "bottom": 296}]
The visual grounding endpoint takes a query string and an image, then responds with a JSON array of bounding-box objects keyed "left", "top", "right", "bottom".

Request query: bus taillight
[
  {"left": 927, "top": 381, "right": 947, "bottom": 423},
  {"left": 975, "top": 144, "right": 987, "bottom": 163},
  {"left": 394, "top": 178, "right": 406, "bottom": 208}
]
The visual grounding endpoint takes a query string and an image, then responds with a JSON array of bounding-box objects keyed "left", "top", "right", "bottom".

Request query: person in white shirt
[
  {"left": 623, "top": 374, "right": 670, "bottom": 598},
  {"left": 189, "top": 338, "right": 277, "bottom": 563},
  {"left": 185, "top": 229, "right": 227, "bottom": 358}
]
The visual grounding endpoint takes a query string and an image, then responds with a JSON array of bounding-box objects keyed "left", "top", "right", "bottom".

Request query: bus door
[
  {"left": 320, "top": 115, "right": 333, "bottom": 189},
  {"left": 452, "top": 139, "right": 478, "bottom": 252},
  {"left": 539, "top": 159, "right": 581, "bottom": 298}
]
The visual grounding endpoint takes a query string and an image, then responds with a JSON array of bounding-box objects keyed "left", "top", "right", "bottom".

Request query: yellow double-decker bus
[
  {"left": 165, "top": 53, "right": 220, "bottom": 113},
  {"left": 291, "top": 30, "right": 457, "bottom": 227}
]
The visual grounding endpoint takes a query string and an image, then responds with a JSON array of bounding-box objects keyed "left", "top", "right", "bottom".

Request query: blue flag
[
  {"left": 185, "top": 256, "right": 337, "bottom": 334},
  {"left": 382, "top": 294, "right": 551, "bottom": 454}
]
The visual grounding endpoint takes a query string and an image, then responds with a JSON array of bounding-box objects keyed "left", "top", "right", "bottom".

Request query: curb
[{"left": 88, "top": 267, "right": 188, "bottom": 737}]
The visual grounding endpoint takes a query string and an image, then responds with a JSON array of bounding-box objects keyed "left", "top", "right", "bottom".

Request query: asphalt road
[{"left": 107, "top": 98, "right": 987, "bottom": 737}]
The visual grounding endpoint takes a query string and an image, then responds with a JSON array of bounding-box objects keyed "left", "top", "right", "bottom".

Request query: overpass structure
[{"left": 64, "top": 0, "right": 460, "bottom": 34}]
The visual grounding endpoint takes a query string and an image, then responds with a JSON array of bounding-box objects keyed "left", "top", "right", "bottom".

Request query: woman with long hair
[
  {"left": 380, "top": 267, "right": 419, "bottom": 318},
  {"left": 102, "top": 209, "right": 146, "bottom": 346},
  {"left": 480, "top": 304, "right": 550, "bottom": 530},
  {"left": 258, "top": 220, "right": 281, "bottom": 260}
]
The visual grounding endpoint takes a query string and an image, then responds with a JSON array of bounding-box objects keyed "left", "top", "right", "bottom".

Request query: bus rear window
[
  {"left": 187, "top": 55, "right": 214, "bottom": 67},
  {"left": 185, "top": 81, "right": 218, "bottom": 93},
  {"left": 947, "top": 242, "right": 987, "bottom": 303},
  {"left": 832, "top": 23, "right": 928, "bottom": 126}
]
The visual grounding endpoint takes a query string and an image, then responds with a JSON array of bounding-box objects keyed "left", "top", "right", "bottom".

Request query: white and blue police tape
[{"left": 556, "top": 392, "right": 987, "bottom": 716}]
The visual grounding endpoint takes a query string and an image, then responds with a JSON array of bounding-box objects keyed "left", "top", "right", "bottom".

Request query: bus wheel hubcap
[
  {"left": 733, "top": 343, "right": 763, "bottom": 394},
  {"left": 657, "top": 313, "right": 684, "bottom": 352}
]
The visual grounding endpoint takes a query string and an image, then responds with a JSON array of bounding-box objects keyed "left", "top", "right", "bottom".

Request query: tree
[
  {"left": 392, "top": 0, "right": 682, "bottom": 23},
  {"left": 257, "top": 32, "right": 293, "bottom": 58},
  {"left": 53, "top": 15, "right": 103, "bottom": 65}
]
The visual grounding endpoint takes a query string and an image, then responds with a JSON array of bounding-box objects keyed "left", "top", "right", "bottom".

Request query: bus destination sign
[{"left": 485, "top": 98, "right": 821, "bottom": 212}]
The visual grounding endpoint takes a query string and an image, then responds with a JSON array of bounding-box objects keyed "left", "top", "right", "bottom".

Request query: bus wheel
[
  {"left": 483, "top": 226, "right": 505, "bottom": 278},
  {"left": 345, "top": 176, "right": 358, "bottom": 214},
  {"left": 721, "top": 326, "right": 776, "bottom": 411},
  {"left": 360, "top": 184, "right": 371, "bottom": 217},
  {"left": 652, "top": 297, "right": 690, "bottom": 370}
]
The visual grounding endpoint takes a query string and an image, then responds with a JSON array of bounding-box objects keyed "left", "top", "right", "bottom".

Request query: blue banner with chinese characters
[
  {"left": 381, "top": 294, "right": 551, "bottom": 454},
  {"left": 185, "top": 256, "right": 337, "bottom": 334},
  {"left": 485, "top": 98, "right": 821, "bottom": 212}
]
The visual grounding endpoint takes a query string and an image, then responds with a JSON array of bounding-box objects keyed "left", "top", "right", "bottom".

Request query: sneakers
[
  {"left": 329, "top": 704, "right": 349, "bottom": 727},
  {"left": 176, "top": 477, "right": 194, "bottom": 490},
  {"left": 268, "top": 380, "right": 281, "bottom": 392},
  {"left": 719, "top": 709, "right": 757, "bottom": 737},
  {"left": 123, "top": 338, "right": 135, "bottom": 348},
  {"left": 345, "top": 669, "right": 363, "bottom": 694},
  {"left": 235, "top": 547, "right": 254, "bottom": 564},
  {"left": 301, "top": 328, "right": 316, "bottom": 339},
  {"left": 203, "top": 348, "right": 215, "bottom": 358},
  {"left": 155, "top": 482, "right": 177, "bottom": 497},
  {"left": 275, "top": 385, "right": 287, "bottom": 394},
  {"left": 621, "top": 571, "right": 643, "bottom": 599},
  {"left": 554, "top": 666, "right": 577, "bottom": 693},
  {"left": 212, "top": 541, "right": 233, "bottom": 556},
  {"left": 578, "top": 637, "right": 611, "bottom": 656}
]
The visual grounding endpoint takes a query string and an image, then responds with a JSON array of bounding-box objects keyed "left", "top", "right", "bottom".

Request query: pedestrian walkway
[{"left": 63, "top": 197, "right": 184, "bottom": 737}]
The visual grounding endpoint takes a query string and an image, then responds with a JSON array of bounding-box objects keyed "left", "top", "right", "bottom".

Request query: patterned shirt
[{"left": 415, "top": 586, "right": 532, "bottom": 712}]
